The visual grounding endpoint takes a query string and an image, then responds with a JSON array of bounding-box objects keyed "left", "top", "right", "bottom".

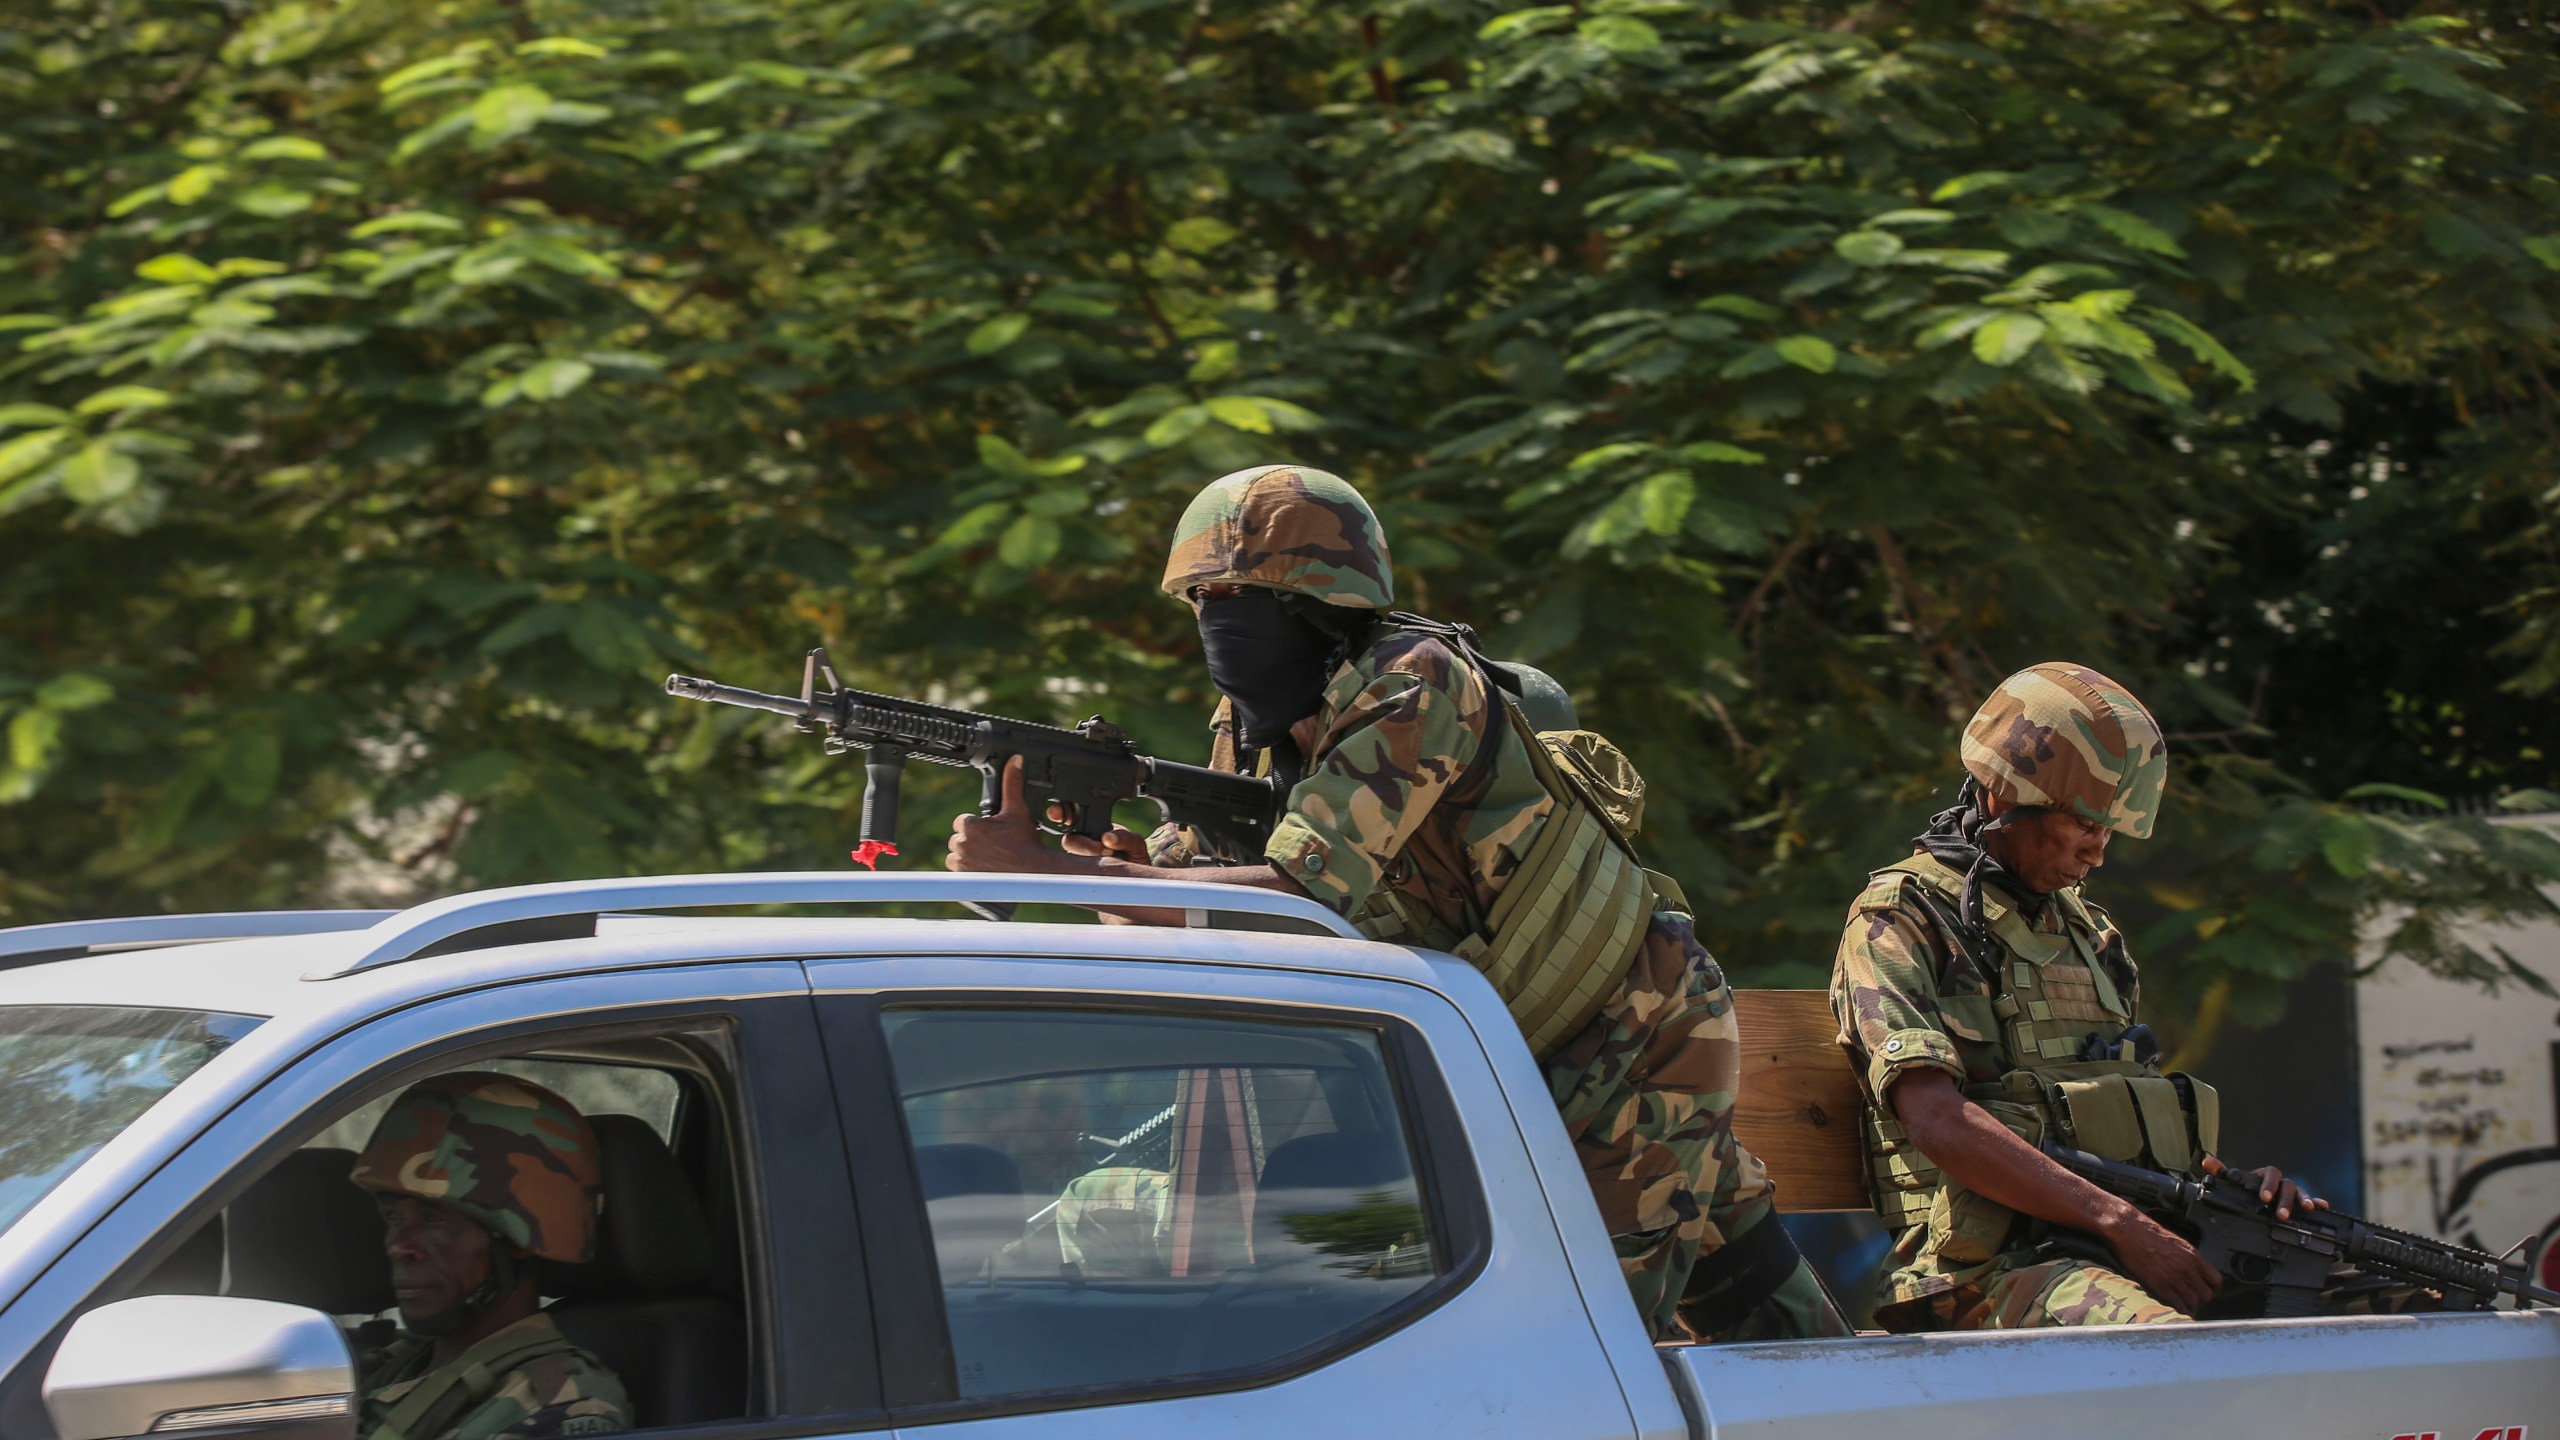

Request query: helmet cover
[
  {"left": 350, "top": 1071, "right": 604, "bottom": 1263},
  {"left": 1158, "top": 463, "right": 1393, "bottom": 609},
  {"left": 1494, "top": 660, "right": 1580, "bottom": 733},
  {"left": 1961, "top": 662, "right": 2168, "bottom": 839}
]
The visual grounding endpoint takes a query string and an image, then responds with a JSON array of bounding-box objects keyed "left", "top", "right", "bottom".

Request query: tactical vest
[
  {"left": 1856, "top": 855, "right": 2221, "bottom": 1254},
  {"left": 360, "top": 1317, "right": 595, "bottom": 1440},
  {"left": 1340, "top": 631, "right": 1680, "bottom": 1058}
]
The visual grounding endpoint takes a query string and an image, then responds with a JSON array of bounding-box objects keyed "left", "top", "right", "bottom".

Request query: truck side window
[{"left": 881, "top": 1007, "right": 1447, "bottom": 1400}]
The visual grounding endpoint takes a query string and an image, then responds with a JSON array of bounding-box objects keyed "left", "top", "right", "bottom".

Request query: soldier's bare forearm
[
  {"left": 1887, "top": 1071, "right": 2144, "bottom": 1239},
  {"left": 1063, "top": 853, "right": 1318, "bottom": 928}
]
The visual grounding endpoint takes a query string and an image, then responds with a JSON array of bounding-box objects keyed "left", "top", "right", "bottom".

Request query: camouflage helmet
[
  {"left": 1493, "top": 660, "right": 1580, "bottom": 733},
  {"left": 350, "top": 1071, "right": 604, "bottom": 1264},
  {"left": 1961, "top": 662, "right": 2168, "bottom": 839},
  {"left": 1158, "top": 464, "right": 1394, "bottom": 609}
]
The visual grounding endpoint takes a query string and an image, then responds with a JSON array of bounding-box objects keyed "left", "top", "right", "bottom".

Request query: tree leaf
[
  {"left": 381, "top": 53, "right": 482, "bottom": 94},
  {"left": 1930, "top": 171, "right": 2016, "bottom": 201},
  {"left": 1578, "top": 16, "right": 1663, "bottom": 53},
  {"left": 966, "top": 314, "right": 1031, "bottom": 355},
  {"left": 2421, "top": 210, "right": 2502, "bottom": 260},
  {"left": 1835, "top": 230, "right": 1904, "bottom": 266},
  {"left": 997, "top": 513, "right": 1064, "bottom": 570},
  {"left": 1774, "top": 335, "right": 1837, "bottom": 373},
  {"left": 0, "top": 405, "right": 70, "bottom": 432},
  {"left": 214, "top": 728, "right": 283, "bottom": 806},
  {"left": 168, "top": 165, "right": 228, "bottom": 205},
  {"left": 2077, "top": 203, "right": 2187, "bottom": 258},
  {"left": 8, "top": 708, "right": 62, "bottom": 774},
  {"left": 2342, "top": 781, "right": 2448, "bottom": 810},
  {"left": 684, "top": 74, "right": 749, "bottom": 105},
  {"left": 0, "top": 429, "right": 68, "bottom": 483},
  {"left": 1166, "top": 217, "right": 1241, "bottom": 254},
  {"left": 1142, "top": 404, "right": 1211, "bottom": 447},
  {"left": 2135, "top": 307, "right": 2257, "bottom": 392},
  {"left": 517, "top": 358, "right": 593, "bottom": 400},
  {"left": 351, "top": 211, "right": 464, "bottom": 239},
  {"left": 2319, "top": 813, "right": 2378, "bottom": 877},
  {"left": 75, "top": 385, "right": 173, "bottom": 416},
  {"left": 1697, "top": 294, "right": 1783, "bottom": 321},
  {"left": 1972, "top": 312, "right": 2046, "bottom": 366},
  {"left": 1205, "top": 395, "right": 1275, "bottom": 433},
  {"left": 1188, "top": 339, "right": 1239, "bottom": 382},
  {"left": 1634, "top": 470, "right": 1693, "bottom": 534},
  {"left": 470, "top": 84, "right": 555, "bottom": 148},
  {"left": 517, "top": 37, "right": 611, "bottom": 58},
  {"left": 137, "top": 254, "right": 220, "bottom": 286},
  {"left": 238, "top": 136, "right": 329, "bottom": 161},
  {"left": 1479, "top": 6, "right": 1572, "bottom": 41},
  {"left": 35, "top": 674, "right": 114, "bottom": 711},
  {"left": 60, "top": 442, "right": 141, "bottom": 503}
]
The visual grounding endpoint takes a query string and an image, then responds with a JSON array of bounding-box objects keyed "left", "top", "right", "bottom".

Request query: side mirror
[{"left": 43, "top": 1295, "right": 356, "bottom": 1440}]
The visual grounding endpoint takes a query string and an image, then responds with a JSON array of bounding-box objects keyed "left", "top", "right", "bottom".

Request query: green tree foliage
[{"left": 6, "top": 0, "right": 2560, "bottom": 1042}]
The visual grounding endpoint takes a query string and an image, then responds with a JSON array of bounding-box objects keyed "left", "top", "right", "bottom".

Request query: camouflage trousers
[
  {"left": 1544, "top": 912, "right": 1853, "bottom": 1343},
  {"left": 1913, "top": 1256, "right": 2444, "bottom": 1329}
]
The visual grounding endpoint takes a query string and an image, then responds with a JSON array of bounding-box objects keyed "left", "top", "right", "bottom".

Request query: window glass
[
  {"left": 883, "top": 1008, "right": 1444, "bottom": 1400},
  {"left": 304, "top": 1057, "right": 682, "bottom": 1152},
  {"left": 0, "top": 1005, "right": 261, "bottom": 1237}
]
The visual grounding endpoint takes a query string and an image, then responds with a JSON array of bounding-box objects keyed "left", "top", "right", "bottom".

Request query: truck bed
[{"left": 1665, "top": 1308, "right": 2560, "bottom": 1439}]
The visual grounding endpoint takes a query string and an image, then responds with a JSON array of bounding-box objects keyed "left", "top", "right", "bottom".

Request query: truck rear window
[{"left": 0, "top": 1005, "right": 262, "bottom": 1235}]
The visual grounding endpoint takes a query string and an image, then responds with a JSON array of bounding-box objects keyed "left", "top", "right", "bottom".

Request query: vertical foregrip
[{"left": 861, "top": 747, "right": 907, "bottom": 843}]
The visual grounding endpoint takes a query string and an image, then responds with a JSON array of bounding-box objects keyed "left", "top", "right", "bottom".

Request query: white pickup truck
[{"left": 1, "top": 873, "right": 2552, "bottom": 1440}]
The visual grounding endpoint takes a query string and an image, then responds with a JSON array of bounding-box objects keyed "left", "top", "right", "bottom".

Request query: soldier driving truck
[
  {"left": 350, "top": 1074, "right": 630, "bottom": 1440},
  {"left": 1833, "top": 663, "right": 2440, "bottom": 1329},
  {"left": 943, "top": 462, "right": 1850, "bottom": 1344}
]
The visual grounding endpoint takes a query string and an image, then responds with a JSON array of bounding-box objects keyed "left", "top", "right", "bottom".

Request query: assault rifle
[
  {"left": 667, "top": 648, "right": 1281, "bottom": 882},
  {"left": 2040, "top": 1143, "right": 2560, "bottom": 1318}
]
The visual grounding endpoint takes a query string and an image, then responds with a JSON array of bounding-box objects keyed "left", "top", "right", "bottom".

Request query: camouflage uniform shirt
[
  {"left": 1159, "top": 623, "right": 1847, "bottom": 1342},
  {"left": 1248, "top": 626, "right": 1553, "bottom": 942},
  {"left": 1829, "top": 850, "right": 2137, "bottom": 1317},
  {"left": 358, "top": 1313, "right": 630, "bottom": 1440}
]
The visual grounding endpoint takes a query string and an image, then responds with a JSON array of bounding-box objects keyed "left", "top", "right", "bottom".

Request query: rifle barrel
[{"left": 665, "top": 674, "right": 818, "bottom": 722}]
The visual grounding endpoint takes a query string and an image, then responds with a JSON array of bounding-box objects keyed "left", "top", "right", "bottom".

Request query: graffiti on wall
[{"left": 2359, "top": 932, "right": 2560, "bottom": 1285}]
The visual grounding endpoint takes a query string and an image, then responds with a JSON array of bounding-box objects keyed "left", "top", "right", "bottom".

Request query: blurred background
[{"left": 6, "top": 0, "right": 2559, "bottom": 1306}]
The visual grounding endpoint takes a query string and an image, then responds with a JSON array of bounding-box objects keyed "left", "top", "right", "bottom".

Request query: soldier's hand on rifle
[
  {"left": 2202, "top": 1154, "right": 2325, "bottom": 1221},
  {"left": 1058, "top": 821, "right": 1149, "bottom": 863},
  {"left": 2099, "top": 1207, "right": 2223, "bottom": 1316},
  {"left": 948, "top": 756, "right": 1078, "bottom": 875}
]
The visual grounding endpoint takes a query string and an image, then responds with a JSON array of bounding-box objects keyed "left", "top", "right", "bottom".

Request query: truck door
[
  {"left": 805, "top": 952, "right": 1640, "bottom": 1440},
  {"left": 0, "top": 962, "right": 885, "bottom": 1436}
]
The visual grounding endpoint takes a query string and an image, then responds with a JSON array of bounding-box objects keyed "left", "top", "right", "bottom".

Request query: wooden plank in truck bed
[{"left": 1732, "top": 990, "right": 1870, "bottom": 1212}]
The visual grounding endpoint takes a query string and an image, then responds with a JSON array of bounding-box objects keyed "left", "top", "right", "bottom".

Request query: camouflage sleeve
[
  {"left": 1829, "top": 877, "right": 1968, "bottom": 1104},
  {"left": 1262, "top": 639, "right": 1487, "bottom": 914},
  {"left": 451, "top": 1355, "right": 631, "bottom": 1440}
]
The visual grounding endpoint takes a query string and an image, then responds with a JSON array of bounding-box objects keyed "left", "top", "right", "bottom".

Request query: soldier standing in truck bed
[{"left": 948, "top": 463, "right": 1848, "bottom": 1343}]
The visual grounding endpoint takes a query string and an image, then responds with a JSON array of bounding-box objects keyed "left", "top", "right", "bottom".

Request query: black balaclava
[
  {"left": 1911, "top": 777, "right": 2047, "bottom": 961},
  {"left": 1195, "top": 587, "right": 1350, "bottom": 753}
]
